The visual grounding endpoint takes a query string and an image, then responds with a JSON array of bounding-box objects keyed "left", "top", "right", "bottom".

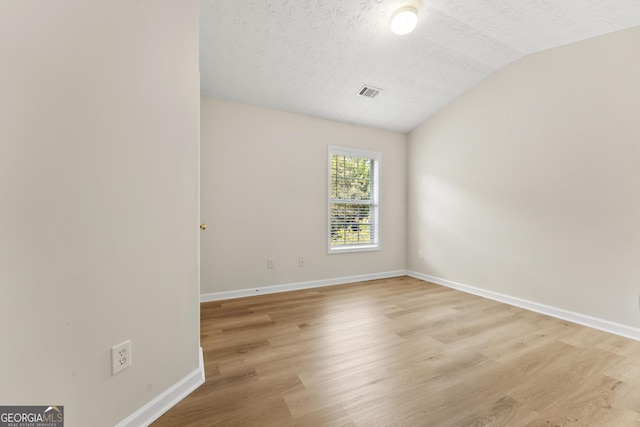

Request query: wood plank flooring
[{"left": 152, "top": 276, "right": 640, "bottom": 426}]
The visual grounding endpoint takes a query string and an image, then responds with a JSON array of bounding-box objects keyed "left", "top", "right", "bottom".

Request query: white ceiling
[{"left": 200, "top": 0, "right": 640, "bottom": 133}]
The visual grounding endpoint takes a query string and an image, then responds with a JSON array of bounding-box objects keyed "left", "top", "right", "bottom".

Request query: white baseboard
[
  {"left": 407, "top": 271, "right": 640, "bottom": 342},
  {"left": 116, "top": 346, "right": 205, "bottom": 427},
  {"left": 200, "top": 270, "right": 407, "bottom": 302},
  {"left": 202, "top": 269, "right": 640, "bottom": 340}
]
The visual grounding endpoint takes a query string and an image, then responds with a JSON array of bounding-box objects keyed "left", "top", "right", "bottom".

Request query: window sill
[{"left": 328, "top": 245, "right": 380, "bottom": 254}]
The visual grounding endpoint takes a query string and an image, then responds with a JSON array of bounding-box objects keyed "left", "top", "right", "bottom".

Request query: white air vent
[{"left": 357, "top": 85, "right": 383, "bottom": 99}]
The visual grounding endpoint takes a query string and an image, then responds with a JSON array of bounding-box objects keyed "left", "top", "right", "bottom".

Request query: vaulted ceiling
[{"left": 200, "top": 1, "right": 640, "bottom": 133}]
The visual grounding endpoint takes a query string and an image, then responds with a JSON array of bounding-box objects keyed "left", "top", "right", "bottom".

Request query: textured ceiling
[{"left": 200, "top": 0, "right": 640, "bottom": 133}]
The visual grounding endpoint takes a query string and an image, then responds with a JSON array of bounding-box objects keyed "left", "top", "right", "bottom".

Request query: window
[{"left": 328, "top": 146, "right": 380, "bottom": 253}]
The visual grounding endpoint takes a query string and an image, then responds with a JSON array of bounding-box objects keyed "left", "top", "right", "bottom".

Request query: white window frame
[{"left": 327, "top": 145, "right": 381, "bottom": 254}]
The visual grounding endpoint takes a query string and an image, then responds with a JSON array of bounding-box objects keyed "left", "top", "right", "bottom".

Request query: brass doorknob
[{"left": 200, "top": 223, "right": 207, "bottom": 231}]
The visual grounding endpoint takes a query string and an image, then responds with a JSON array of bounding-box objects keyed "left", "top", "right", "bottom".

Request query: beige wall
[
  {"left": 0, "top": 2, "right": 200, "bottom": 426},
  {"left": 408, "top": 26, "right": 640, "bottom": 327},
  {"left": 200, "top": 97, "right": 406, "bottom": 294}
]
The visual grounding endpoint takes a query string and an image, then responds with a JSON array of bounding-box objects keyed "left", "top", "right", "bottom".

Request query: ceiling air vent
[{"left": 357, "top": 85, "right": 383, "bottom": 99}]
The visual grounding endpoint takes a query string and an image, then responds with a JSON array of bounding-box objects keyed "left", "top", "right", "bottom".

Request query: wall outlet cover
[{"left": 111, "top": 340, "right": 132, "bottom": 375}]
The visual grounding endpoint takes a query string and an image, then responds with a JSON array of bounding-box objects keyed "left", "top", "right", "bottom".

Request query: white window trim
[{"left": 327, "top": 145, "right": 381, "bottom": 254}]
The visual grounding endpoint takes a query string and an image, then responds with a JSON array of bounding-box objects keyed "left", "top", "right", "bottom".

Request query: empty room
[{"left": 2, "top": 1, "right": 640, "bottom": 426}]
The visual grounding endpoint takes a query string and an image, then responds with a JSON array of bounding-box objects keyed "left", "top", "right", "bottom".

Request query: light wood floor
[{"left": 152, "top": 276, "right": 640, "bottom": 426}]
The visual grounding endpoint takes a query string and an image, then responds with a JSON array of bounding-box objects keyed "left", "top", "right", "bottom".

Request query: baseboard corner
[{"left": 116, "top": 346, "right": 205, "bottom": 427}]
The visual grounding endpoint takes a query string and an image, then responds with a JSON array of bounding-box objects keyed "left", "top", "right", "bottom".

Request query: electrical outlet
[
  {"left": 298, "top": 257, "right": 305, "bottom": 267},
  {"left": 418, "top": 249, "right": 424, "bottom": 259},
  {"left": 267, "top": 258, "right": 275, "bottom": 269},
  {"left": 111, "top": 340, "right": 131, "bottom": 375}
]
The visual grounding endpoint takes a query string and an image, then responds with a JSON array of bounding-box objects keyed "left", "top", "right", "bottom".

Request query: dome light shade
[{"left": 391, "top": 6, "right": 418, "bottom": 35}]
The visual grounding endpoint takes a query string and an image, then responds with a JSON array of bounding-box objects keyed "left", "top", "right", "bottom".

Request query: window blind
[{"left": 328, "top": 146, "right": 380, "bottom": 253}]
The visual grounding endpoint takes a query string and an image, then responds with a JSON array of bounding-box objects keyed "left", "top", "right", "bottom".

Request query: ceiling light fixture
[{"left": 390, "top": 6, "right": 418, "bottom": 35}]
